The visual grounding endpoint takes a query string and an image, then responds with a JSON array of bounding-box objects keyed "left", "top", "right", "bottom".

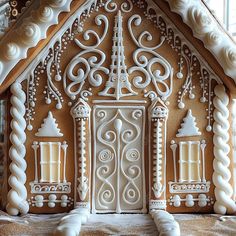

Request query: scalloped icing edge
[
  {"left": 0, "top": 0, "right": 73, "bottom": 85},
  {"left": 164, "top": 0, "right": 236, "bottom": 83}
]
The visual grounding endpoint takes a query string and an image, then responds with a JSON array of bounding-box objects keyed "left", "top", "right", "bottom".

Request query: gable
[
  {"left": 3, "top": 0, "right": 236, "bottom": 217},
  {"left": 11, "top": 0, "right": 222, "bottom": 134},
  {"left": 0, "top": 0, "right": 235, "bottom": 94}
]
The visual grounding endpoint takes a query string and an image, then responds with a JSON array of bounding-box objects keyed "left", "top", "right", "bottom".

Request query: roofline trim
[{"left": 164, "top": 0, "right": 236, "bottom": 83}]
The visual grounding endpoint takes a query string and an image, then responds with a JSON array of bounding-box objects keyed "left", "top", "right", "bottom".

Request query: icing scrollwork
[
  {"left": 7, "top": 82, "right": 29, "bottom": 215},
  {"left": 104, "top": 0, "right": 133, "bottom": 13},
  {"left": 213, "top": 85, "right": 236, "bottom": 214},
  {"left": 63, "top": 14, "right": 109, "bottom": 100},
  {"left": 128, "top": 14, "right": 173, "bottom": 101}
]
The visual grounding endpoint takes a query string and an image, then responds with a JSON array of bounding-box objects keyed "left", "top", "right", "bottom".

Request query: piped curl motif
[
  {"left": 128, "top": 14, "right": 173, "bottom": 101},
  {"left": 104, "top": 0, "right": 133, "bottom": 13},
  {"left": 63, "top": 14, "right": 109, "bottom": 100}
]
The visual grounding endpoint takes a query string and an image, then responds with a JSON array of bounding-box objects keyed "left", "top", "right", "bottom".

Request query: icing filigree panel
[{"left": 92, "top": 106, "right": 146, "bottom": 213}]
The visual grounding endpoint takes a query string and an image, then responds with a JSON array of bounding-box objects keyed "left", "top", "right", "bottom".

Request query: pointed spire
[
  {"left": 35, "top": 111, "right": 63, "bottom": 137},
  {"left": 176, "top": 109, "right": 201, "bottom": 137},
  {"left": 99, "top": 10, "right": 137, "bottom": 100}
]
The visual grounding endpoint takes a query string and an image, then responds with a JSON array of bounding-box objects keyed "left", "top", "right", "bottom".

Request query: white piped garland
[
  {"left": 212, "top": 84, "right": 236, "bottom": 214},
  {"left": 6, "top": 82, "right": 29, "bottom": 216}
]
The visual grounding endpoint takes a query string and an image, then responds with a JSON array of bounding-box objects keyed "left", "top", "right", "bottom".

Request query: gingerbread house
[{"left": 0, "top": 0, "right": 236, "bottom": 235}]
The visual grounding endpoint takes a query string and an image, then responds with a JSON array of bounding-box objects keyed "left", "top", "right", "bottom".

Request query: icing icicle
[
  {"left": 212, "top": 84, "right": 236, "bottom": 214},
  {"left": 6, "top": 82, "right": 29, "bottom": 215}
]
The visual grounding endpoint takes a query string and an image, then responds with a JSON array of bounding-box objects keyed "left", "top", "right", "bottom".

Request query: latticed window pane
[
  {"left": 40, "top": 142, "right": 61, "bottom": 183},
  {"left": 179, "top": 141, "right": 201, "bottom": 182}
]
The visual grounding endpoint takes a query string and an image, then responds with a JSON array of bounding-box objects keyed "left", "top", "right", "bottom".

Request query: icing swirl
[
  {"left": 4, "top": 43, "right": 20, "bottom": 60},
  {"left": 20, "top": 22, "right": 41, "bottom": 46},
  {"left": 37, "top": 6, "right": 54, "bottom": 22}
]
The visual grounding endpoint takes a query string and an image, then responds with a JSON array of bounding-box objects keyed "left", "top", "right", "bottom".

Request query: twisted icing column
[
  {"left": 55, "top": 207, "right": 90, "bottom": 236},
  {"left": 213, "top": 84, "right": 236, "bottom": 214},
  {"left": 151, "top": 210, "right": 180, "bottom": 236},
  {"left": 6, "top": 82, "right": 29, "bottom": 215}
]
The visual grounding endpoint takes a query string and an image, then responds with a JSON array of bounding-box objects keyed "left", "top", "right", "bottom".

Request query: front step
[{"left": 55, "top": 211, "right": 180, "bottom": 236}]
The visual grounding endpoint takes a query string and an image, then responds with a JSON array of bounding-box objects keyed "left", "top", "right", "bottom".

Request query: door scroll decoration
[{"left": 92, "top": 106, "right": 146, "bottom": 213}]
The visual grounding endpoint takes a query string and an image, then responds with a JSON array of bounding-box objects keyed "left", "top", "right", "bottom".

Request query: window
[
  {"left": 179, "top": 141, "right": 201, "bottom": 182},
  {"left": 40, "top": 142, "right": 61, "bottom": 183}
]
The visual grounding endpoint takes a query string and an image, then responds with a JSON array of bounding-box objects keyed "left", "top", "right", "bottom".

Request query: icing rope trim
[
  {"left": 6, "top": 82, "right": 29, "bottom": 215},
  {"left": 213, "top": 84, "right": 236, "bottom": 214}
]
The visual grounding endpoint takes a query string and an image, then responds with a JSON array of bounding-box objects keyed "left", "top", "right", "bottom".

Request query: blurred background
[{"left": 205, "top": 0, "right": 236, "bottom": 40}]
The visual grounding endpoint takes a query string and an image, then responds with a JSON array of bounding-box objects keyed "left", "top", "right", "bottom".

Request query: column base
[{"left": 149, "top": 200, "right": 167, "bottom": 210}]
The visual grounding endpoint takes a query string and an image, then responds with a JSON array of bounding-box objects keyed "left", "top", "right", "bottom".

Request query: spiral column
[
  {"left": 6, "top": 82, "right": 29, "bottom": 215},
  {"left": 212, "top": 84, "right": 236, "bottom": 214}
]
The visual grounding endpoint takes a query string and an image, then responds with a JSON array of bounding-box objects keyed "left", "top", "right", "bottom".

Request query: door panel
[{"left": 92, "top": 105, "right": 146, "bottom": 213}]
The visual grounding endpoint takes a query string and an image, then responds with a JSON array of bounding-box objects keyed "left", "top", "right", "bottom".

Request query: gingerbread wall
[{"left": 6, "top": 0, "right": 231, "bottom": 214}]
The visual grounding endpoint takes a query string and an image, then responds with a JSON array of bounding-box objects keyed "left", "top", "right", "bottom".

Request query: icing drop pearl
[
  {"left": 30, "top": 101, "right": 35, "bottom": 107},
  {"left": 176, "top": 72, "right": 183, "bottom": 79},
  {"left": 55, "top": 74, "right": 61, "bottom": 81},
  {"left": 206, "top": 125, "right": 212, "bottom": 132},
  {"left": 4, "top": 43, "right": 20, "bottom": 60},
  {"left": 46, "top": 98, "right": 51, "bottom": 104},
  {"left": 178, "top": 102, "right": 185, "bottom": 109},
  {"left": 200, "top": 97, "right": 207, "bottom": 103},
  {"left": 27, "top": 124, "right": 33, "bottom": 131},
  {"left": 56, "top": 103, "right": 62, "bottom": 110},
  {"left": 189, "top": 93, "right": 195, "bottom": 99}
]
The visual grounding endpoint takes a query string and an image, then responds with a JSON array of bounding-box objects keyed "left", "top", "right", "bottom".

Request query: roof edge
[
  {"left": 164, "top": 0, "right": 236, "bottom": 84},
  {"left": 0, "top": 0, "right": 74, "bottom": 85}
]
